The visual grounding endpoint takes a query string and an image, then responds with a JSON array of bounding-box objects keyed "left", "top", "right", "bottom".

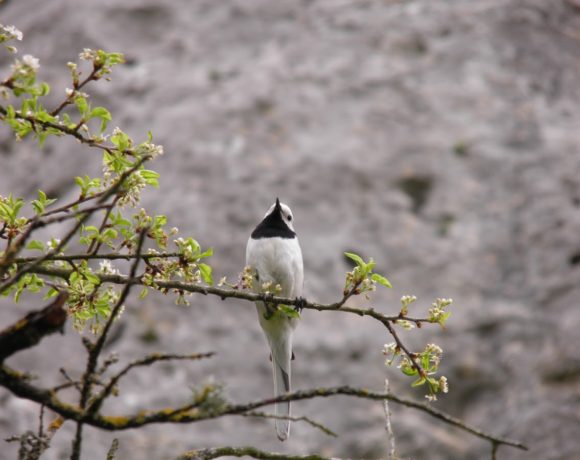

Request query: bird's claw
[{"left": 294, "top": 296, "right": 307, "bottom": 313}]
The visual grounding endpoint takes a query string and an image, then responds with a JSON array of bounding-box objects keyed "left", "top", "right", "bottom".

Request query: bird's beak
[{"left": 275, "top": 198, "right": 281, "bottom": 212}]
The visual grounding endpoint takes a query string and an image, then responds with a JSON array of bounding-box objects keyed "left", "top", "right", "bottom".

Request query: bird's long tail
[{"left": 271, "top": 339, "right": 292, "bottom": 441}]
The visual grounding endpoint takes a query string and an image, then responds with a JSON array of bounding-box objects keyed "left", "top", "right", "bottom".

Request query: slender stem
[
  {"left": 15, "top": 252, "right": 182, "bottom": 263},
  {"left": 383, "top": 379, "right": 397, "bottom": 459},
  {"left": 87, "top": 195, "right": 120, "bottom": 255},
  {"left": 175, "top": 446, "right": 339, "bottom": 460},
  {"left": 241, "top": 411, "right": 337, "bottom": 437},
  {"left": 26, "top": 190, "right": 108, "bottom": 221},
  {"left": 491, "top": 442, "right": 499, "bottom": 460},
  {"left": 70, "top": 422, "right": 84, "bottom": 460},
  {"left": 50, "top": 64, "right": 101, "bottom": 116},
  {"left": 385, "top": 320, "right": 423, "bottom": 376},
  {"left": 0, "top": 105, "right": 132, "bottom": 157},
  {"left": 40, "top": 204, "right": 111, "bottom": 226}
]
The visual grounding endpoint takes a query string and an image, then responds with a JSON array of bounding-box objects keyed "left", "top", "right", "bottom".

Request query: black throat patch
[{"left": 251, "top": 202, "right": 296, "bottom": 240}]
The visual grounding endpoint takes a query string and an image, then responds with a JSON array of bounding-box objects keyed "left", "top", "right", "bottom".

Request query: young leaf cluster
[{"left": 344, "top": 252, "right": 392, "bottom": 299}]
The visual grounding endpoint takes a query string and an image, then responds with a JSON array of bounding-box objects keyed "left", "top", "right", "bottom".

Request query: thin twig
[
  {"left": 492, "top": 442, "right": 499, "bottom": 460},
  {"left": 87, "top": 195, "right": 120, "bottom": 255},
  {"left": 31, "top": 190, "right": 108, "bottom": 220},
  {"left": 241, "top": 411, "right": 337, "bottom": 437},
  {"left": 15, "top": 252, "right": 182, "bottom": 263},
  {"left": 88, "top": 352, "right": 214, "bottom": 414},
  {"left": 105, "top": 438, "right": 120, "bottom": 460},
  {"left": 383, "top": 379, "right": 397, "bottom": 459},
  {"left": 37, "top": 405, "right": 45, "bottom": 439},
  {"left": 0, "top": 105, "right": 134, "bottom": 157},
  {"left": 385, "top": 320, "right": 423, "bottom": 376},
  {"left": 50, "top": 64, "right": 101, "bottom": 116},
  {"left": 175, "top": 446, "right": 343, "bottom": 460},
  {"left": 40, "top": 204, "right": 111, "bottom": 226}
]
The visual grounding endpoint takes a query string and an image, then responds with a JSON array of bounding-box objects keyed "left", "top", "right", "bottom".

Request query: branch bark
[
  {"left": 176, "top": 446, "right": 342, "bottom": 460},
  {"left": 0, "top": 292, "right": 68, "bottom": 363}
]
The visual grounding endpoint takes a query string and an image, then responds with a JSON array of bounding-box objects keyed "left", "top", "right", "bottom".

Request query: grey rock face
[{"left": 1, "top": 1, "right": 580, "bottom": 459}]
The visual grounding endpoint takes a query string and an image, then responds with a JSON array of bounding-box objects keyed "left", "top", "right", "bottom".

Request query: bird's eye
[{"left": 287, "top": 215, "right": 292, "bottom": 221}]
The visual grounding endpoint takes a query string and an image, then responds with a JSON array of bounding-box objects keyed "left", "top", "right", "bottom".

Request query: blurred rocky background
[{"left": 1, "top": 0, "right": 580, "bottom": 459}]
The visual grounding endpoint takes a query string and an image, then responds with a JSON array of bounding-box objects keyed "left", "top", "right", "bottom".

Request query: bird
[{"left": 246, "top": 198, "right": 304, "bottom": 441}]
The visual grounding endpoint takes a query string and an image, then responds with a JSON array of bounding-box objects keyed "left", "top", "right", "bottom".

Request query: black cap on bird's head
[{"left": 251, "top": 198, "right": 296, "bottom": 240}]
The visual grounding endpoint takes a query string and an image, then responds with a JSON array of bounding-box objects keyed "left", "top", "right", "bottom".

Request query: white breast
[{"left": 246, "top": 236, "right": 303, "bottom": 298}]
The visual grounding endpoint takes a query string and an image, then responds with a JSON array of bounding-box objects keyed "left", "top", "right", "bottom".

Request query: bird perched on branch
[{"left": 246, "top": 198, "right": 304, "bottom": 441}]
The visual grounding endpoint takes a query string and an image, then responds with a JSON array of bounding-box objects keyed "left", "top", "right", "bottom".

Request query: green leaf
[
  {"left": 139, "top": 287, "right": 148, "bottom": 299},
  {"left": 31, "top": 201, "right": 43, "bottom": 215},
  {"left": 198, "top": 263, "right": 213, "bottom": 285},
  {"left": 411, "top": 377, "right": 426, "bottom": 387},
  {"left": 439, "top": 311, "right": 452, "bottom": 325},
  {"left": 371, "top": 273, "right": 392, "bottom": 288},
  {"left": 344, "top": 252, "right": 365, "bottom": 268},
  {"left": 69, "top": 271, "right": 80, "bottom": 285},
  {"left": 26, "top": 240, "right": 44, "bottom": 251},
  {"left": 102, "top": 228, "right": 118, "bottom": 241},
  {"left": 84, "top": 271, "right": 101, "bottom": 285},
  {"left": 278, "top": 304, "right": 300, "bottom": 319},
  {"left": 198, "top": 247, "right": 213, "bottom": 259},
  {"left": 31, "top": 190, "right": 56, "bottom": 216},
  {"left": 74, "top": 95, "right": 89, "bottom": 117},
  {"left": 401, "top": 366, "right": 418, "bottom": 377},
  {"left": 43, "top": 287, "right": 60, "bottom": 300},
  {"left": 153, "top": 215, "right": 167, "bottom": 227},
  {"left": 39, "top": 82, "right": 50, "bottom": 96},
  {"left": 90, "top": 107, "right": 111, "bottom": 133},
  {"left": 140, "top": 170, "right": 160, "bottom": 188},
  {"left": 110, "top": 129, "right": 130, "bottom": 151}
]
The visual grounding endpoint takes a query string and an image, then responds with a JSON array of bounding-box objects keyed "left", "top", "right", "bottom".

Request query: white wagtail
[{"left": 246, "top": 198, "right": 304, "bottom": 441}]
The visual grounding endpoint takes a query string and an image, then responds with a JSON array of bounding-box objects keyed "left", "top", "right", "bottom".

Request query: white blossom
[
  {"left": 2, "top": 24, "right": 23, "bottom": 41},
  {"left": 383, "top": 343, "right": 397, "bottom": 355},
  {"left": 99, "top": 260, "right": 119, "bottom": 275},
  {"left": 22, "top": 54, "right": 40, "bottom": 71},
  {"left": 439, "top": 376, "right": 449, "bottom": 393},
  {"left": 79, "top": 48, "right": 97, "bottom": 61}
]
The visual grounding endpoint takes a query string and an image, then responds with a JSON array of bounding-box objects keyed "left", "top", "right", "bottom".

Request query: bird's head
[{"left": 265, "top": 198, "right": 295, "bottom": 232}]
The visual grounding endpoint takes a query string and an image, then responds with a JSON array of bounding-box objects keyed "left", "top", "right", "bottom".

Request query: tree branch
[
  {"left": 0, "top": 363, "right": 527, "bottom": 453},
  {"left": 0, "top": 292, "right": 68, "bottom": 363},
  {"left": 21, "top": 264, "right": 434, "bottom": 377},
  {"left": 22, "top": 266, "right": 434, "bottom": 327},
  {"left": 175, "top": 446, "right": 342, "bottom": 460},
  {"left": 15, "top": 252, "right": 183, "bottom": 263}
]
